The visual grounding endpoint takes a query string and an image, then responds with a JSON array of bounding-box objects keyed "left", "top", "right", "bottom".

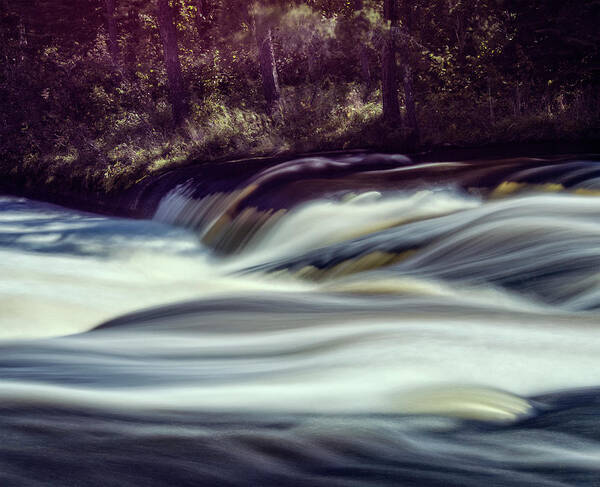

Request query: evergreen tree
[{"left": 157, "top": 0, "right": 188, "bottom": 126}]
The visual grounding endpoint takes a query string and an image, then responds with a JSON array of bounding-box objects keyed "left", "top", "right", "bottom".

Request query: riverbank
[
  {"left": 0, "top": 140, "right": 600, "bottom": 238},
  {"left": 3, "top": 0, "right": 598, "bottom": 223},
  {"left": 1, "top": 139, "right": 598, "bottom": 223}
]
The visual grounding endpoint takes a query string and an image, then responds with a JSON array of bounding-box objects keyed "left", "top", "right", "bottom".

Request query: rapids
[{"left": 1, "top": 153, "right": 599, "bottom": 486}]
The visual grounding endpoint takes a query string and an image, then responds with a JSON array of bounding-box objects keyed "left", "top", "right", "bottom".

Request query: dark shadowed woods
[{"left": 0, "top": 0, "right": 598, "bottom": 197}]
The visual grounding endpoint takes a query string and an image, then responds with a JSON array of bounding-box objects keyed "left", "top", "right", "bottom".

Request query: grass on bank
[{"left": 2, "top": 80, "right": 598, "bottom": 199}]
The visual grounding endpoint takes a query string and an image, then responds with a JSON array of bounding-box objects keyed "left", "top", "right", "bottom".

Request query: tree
[
  {"left": 382, "top": 0, "right": 400, "bottom": 123},
  {"left": 104, "top": 0, "right": 119, "bottom": 66},
  {"left": 157, "top": 0, "right": 188, "bottom": 126},
  {"left": 193, "top": 0, "right": 210, "bottom": 36},
  {"left": 398, "top": 2, "right": 419, "bottom": 145},
  {"left": 336, "top": 0, "right": 373, "bottom": 99},
  {"left": 355, "top": 0, "right": 372, "bottom": 99},
  {"left": 254, "top": 6, "right": 281, "bottom": 113}
]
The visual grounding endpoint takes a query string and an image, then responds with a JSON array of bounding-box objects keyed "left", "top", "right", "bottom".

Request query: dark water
[{"left": 1, "top": 153, "right": 599, "bottom": 485}]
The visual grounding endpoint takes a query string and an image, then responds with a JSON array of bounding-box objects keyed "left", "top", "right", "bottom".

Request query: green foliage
[{"left": 0, "top": 0, "right": 598, "bottom": 198}]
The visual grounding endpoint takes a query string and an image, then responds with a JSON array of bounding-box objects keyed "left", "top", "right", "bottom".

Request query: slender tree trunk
[
  {"left": 401, "top": 63, "right": 418, "bottom": 146},
  {"left": 513, "top": 82, "right": 522, "bottom": 116},
  {"left": 306, "top": 41, "right": 319, "bottom": 82},
  {"left": 360, "top": 46, "right": 371, "bottom": 97},
  {"left": 354, "top": 0, "right": 371, "bottom": 99},
  {"left": 194, "top": 0, "right": 210, "bottom": 36},
  {"left": 157, "top": 0, "right": 188, "bottom": 126},
  {"left": 17, "top": 20, "right": 27, "bottom": 63},
  {"left": 125, "top": 6, "right": 138, "bottom": 73},
  {"left": 104, "top": 0, "right": 119, "bottom": 66},
  {"left": 382, "top": 40, "right": 400, "bottom": 122},
  {"left": 487, "top": 76, "right": 495, "bottom": 123},
  {"left": 193, "top": 0, "right": 213, "bottom": 100},
  {"left": 255, "top": 15, "right": 280, "bottom": 113},
  {"left": 455, "top": 16, "right": 466, "bottom": 64},
  {"left": 399, "top": 5, "right": 419, "bottom": 146},
  {"left": 0, "top": 0, "right": 8, "bottom": 68},
  {"left": 382, "top": 0, "right": 400, "bottom": 123}
]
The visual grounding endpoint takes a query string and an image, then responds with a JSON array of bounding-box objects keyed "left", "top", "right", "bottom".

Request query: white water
[
  {"left": 234, "top": 188, "right": 481, "bottom": 266},
  {"left": 4, "top": 308, "right": 597, "bottom": 421},
  {"left": 1, "top": 188, "right": 600, "bottom": 422},
  {"left": 0, "top": 196, "right": 311, "bottom": 338}
]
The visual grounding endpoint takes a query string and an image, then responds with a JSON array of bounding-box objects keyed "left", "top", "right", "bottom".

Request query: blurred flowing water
[{"left": 1, "top": 154, "right": 599, "bottom": 486}]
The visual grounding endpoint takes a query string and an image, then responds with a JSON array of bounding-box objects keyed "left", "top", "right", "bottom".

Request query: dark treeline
[{"left": 0, "top": 0, "right": 598, "bottom": 194}]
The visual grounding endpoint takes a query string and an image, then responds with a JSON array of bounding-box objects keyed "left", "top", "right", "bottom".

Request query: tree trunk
[
  {"left": 401, "top": 63, "right": 418, "bottom": 146},
  {"left": 354, "top": 0, "right": 371, "bottom": 99},
  {"left": 17, "top": 20, "right": 27, "bottom": 63},
  {"left": 255, "top": 16, "right": 280, "bottom": 113},
  {"left": 194, "top": 0, "right": 209, "bottom": 36},
  {"left": 157, "top": 0, "right": 188, "bottom": 126},
  {"left": 513, "top": 82, "right": 522, "bottom": 116},
  {"left": 487, "top": 76, "right": 495, "bottom": 123},
  {"left": 360, "top": 45, "right": 371, "bottom": 97},
  {"left": 124, "top": 6, "right": 138, "bottom": 74},
  {"left": 104, "top": 0, "right": 119, "bottom": 66},
  {"left": 382, "top": 0, "right": 400, "bottom": 123},
  {"left": 399, "top": 5, "right": 419, "bottom": 146}
]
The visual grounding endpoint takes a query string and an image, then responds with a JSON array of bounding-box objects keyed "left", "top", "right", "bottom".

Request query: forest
[{"left": 1, "top": 0, "right": 598, "bottom": 196}]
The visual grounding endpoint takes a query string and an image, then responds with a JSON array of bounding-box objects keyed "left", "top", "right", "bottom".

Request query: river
[{"left": 1, "top": 153, "right": 599, "bottom": 485}]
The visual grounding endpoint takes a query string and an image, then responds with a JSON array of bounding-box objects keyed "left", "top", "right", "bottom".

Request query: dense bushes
[{"left": 0, "top": 0, "right": 598, "bottom": 197}]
